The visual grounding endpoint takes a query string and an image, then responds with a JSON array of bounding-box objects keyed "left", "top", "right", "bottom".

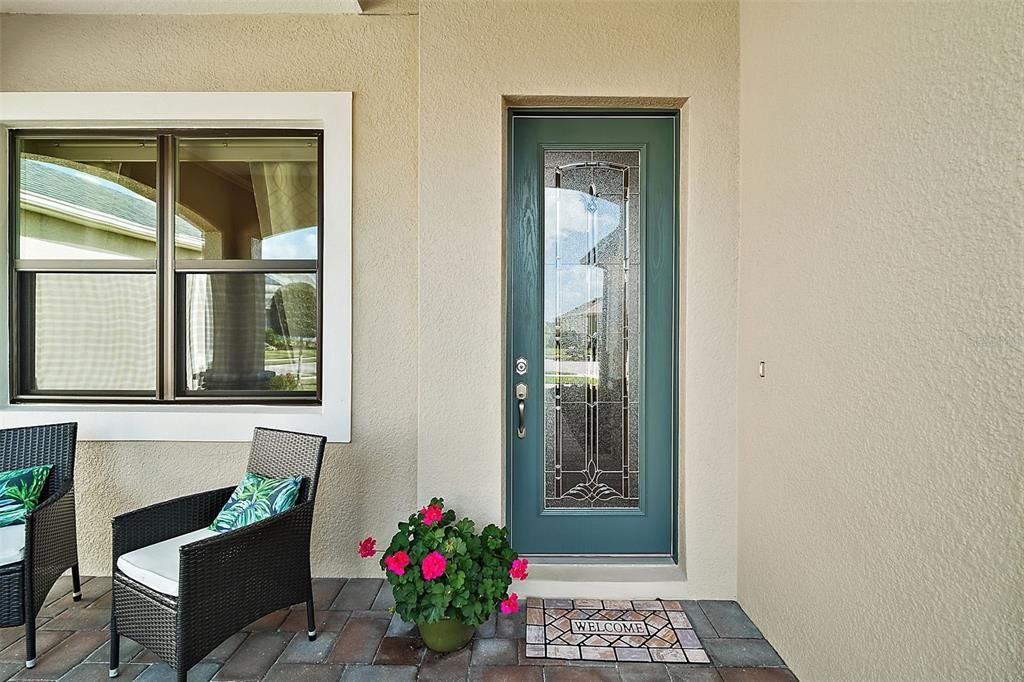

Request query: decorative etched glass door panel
[
  {"left": 508, "top": 112, "right": 678, "bottom": 557},
  {"left": 544, "top": 150, "right": 640, "bottom": 509}
]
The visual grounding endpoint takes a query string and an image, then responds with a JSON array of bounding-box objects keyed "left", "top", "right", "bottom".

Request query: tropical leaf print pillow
[
  {"left": 0, "top": 465, "right": 52, "bottom": 528},
  {"left": 209, "top": 471, "right": 303, "bottom": 533}
]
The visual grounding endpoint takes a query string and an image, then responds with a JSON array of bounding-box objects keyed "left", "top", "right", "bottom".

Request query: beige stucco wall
[
  {"left": 0, "top": 2, "right": 741, "bottom": 593},
  {"left": 1, "top": 4, "right": 1020, "bottom": 674},
  {"left": 418, "top": 0, "right": 739, "bottom": 596},
  {"left": 0, "top": 13, "right": 420, "bottom": 577},
  {"left": 737, "top": 2, "right": 1024, "bottom": 680}
]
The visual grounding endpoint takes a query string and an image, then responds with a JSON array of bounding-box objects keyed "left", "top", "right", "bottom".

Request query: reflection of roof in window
[
  {"left": 20, "top": 158, "right": 204, "bottom": 240},
  {"left": 563, "top": 297, "right": 603, "bottom": 319}
]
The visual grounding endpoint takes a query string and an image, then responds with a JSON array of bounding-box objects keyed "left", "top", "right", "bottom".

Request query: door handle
[{"left": 515, "top": 382, "right": 528, "bottom": 439}]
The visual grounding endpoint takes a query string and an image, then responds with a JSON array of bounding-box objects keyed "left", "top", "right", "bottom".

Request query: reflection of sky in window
[
  {"left": 262, "top": 226, "right": 318, "bottom": 259},
  {"left": 544, "top": 188, "right": 619, "bottom": 323},
  {"left": 544, "top": 188, "right": 620, "bottom": 264}
]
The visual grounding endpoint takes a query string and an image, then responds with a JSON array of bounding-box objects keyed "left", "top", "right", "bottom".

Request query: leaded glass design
[{"left": 543, "top": 150, "right": 640, "bottom": 509}]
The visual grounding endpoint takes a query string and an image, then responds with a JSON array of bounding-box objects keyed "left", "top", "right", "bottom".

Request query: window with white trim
[{"left": 10, "top": 130, "right": 323, "bottom": 404}]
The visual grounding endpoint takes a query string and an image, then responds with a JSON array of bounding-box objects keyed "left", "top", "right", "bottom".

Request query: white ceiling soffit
[{"left": 0, "top": 0, "right": 364, "bottom": 14}]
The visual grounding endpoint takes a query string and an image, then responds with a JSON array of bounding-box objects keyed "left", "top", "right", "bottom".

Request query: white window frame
[{"left": 0, "top": 92, "right": 352, "bottom": 442}]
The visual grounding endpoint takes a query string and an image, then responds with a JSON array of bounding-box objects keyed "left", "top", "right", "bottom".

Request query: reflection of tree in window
[{"left": 269, "top": 282, "right": 317, "bottom": 386}]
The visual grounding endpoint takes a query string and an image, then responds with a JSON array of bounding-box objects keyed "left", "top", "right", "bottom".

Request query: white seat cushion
[
  {"left": 0, "top": 523, "right": 25, "bottom": 566},
  {"left": 116, "top": 528, "right": 218, "bottom": 597}
]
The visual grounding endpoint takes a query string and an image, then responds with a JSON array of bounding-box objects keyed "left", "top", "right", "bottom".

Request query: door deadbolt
[{"left": 515, "top": 357, "right": 528, "bottom": 375}]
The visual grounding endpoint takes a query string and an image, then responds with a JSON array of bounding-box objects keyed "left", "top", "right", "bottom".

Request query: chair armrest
[
  {"left": 24, "top": 484, "right": 79, "bottom": 614},
  {"left": 177, "top": 502, "right": 315, "bottom": 625},
  {"left": 25, "top": 484, "right": 78, "bottom": 568},
  {"left": 112, "top": 486, "right": 234, "bottom": 561}
]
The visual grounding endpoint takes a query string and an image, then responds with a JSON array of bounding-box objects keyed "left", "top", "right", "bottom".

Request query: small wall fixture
[{"left": 759, "top": 361, "right": 766, "bottom": 379}]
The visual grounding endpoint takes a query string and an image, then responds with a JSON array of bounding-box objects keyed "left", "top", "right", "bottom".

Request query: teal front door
[{"left": 507, "top": 111, "right": 678, "bottom": 557}]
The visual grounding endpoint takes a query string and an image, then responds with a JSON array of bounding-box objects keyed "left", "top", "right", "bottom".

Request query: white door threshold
[{"left": 517, "top": 560, "right": 700, "bottom": 600}]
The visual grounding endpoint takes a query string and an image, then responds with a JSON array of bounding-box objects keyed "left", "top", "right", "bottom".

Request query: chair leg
[
  {"left": 108, "top": 625, "right": 119, "bottom": 677},
  {"left": 306, "top": 580, "right": 317, "bottom": 641},
  {"left": 71, "top": 564, "right": 82, "bottom": 601},
  {"left": 24, "top": 615, "right": 36, "bottom": 668}
]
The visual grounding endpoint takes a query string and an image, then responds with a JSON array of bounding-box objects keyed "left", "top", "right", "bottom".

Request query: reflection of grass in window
[
  {"left": 265, "top": 349, "right": 296, "bottom": 364},
  {"left": 545, "top": 349, "right": 591, "bottom": 360},
  {"left": 544, "top": 373, "right": 595, "bottom": 385}
]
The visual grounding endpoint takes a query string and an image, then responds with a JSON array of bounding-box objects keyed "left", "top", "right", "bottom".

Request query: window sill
[
  {"left": 0, "top": 401, "right": 345, "bottom": 442},
  {"left": 10, "top": 396, "right": 322, "bottom": 406}
]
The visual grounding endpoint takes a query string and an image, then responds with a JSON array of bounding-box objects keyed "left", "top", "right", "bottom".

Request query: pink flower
[
  {"left": 510, "top": 558, "right": 529, "bottom": 581},
  {"left": 385, "top": 550, "right": 411, "bottom": 576},
  {"left": 420, "top": 504, "right": 444, "bottom": 526},
  {"left": 358, "top": 536, "right": 376, "bottom": 558},
  {"left": 421, "top": 551, "right": 447, "bottom": 581},
  {"left": 500, "top": 593, "right": 519, "bottom": 614}
]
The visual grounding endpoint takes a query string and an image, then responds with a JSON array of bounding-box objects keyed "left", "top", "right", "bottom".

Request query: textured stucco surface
[
  {"left": 0, "top": 13, "right": 420, "bottom": 577},
  {"left": 3, "top": 8, "right": 1019, "bottom": 675},
  {"left": 737, "top": 2, "right": 1024, "bottom": 680},
  {"left": 0, "top": 3, "right": 741, "bottom": 592},
  {"left": 418, "top": 0, "right": 739, "bottom": 597}
]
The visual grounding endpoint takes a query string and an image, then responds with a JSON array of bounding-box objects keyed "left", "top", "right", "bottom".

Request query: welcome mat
[{"left": 524, "top": 597, "right": 709, "bottom": 664}]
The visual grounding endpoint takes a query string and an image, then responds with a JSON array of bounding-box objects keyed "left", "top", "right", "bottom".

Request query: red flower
[
  {"left": 510, "top": 558, "right": 529, "bottom": 581},
  {"left": 421, "top": 551, "right": 447, "bottom": 580},
  {"left": 385, "top": 550, "right": 411, "bottom": 576},
  {"left": 358, "top": 536, "right": 376, "bottom": 558},
  {"left": 500, "top": 593, "right": 519, "bottom": 614},
  {"left": 420, "top": 504, "right": 444, "bottom": 526}
]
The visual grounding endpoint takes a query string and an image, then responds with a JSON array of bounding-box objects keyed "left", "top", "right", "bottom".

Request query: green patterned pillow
[
  {"left": 209, "top": 471, "right": 303, "bottom": 533},
  {"left": 0, "top": 465, "right": 53, "bottom": 528}
]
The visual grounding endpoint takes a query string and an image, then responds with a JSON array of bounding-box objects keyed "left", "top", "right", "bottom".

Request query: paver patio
[{"left": 0, "top": 576, "right": 795, "bottom": 681}]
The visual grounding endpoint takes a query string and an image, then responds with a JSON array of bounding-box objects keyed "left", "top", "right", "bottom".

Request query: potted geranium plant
[{"left": 358, "top": 497, "right": 528, "bottom": 652}]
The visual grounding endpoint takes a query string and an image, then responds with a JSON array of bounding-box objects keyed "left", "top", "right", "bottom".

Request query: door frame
[{"left": 503, "top": 107, "right": 681, "bottom": 561}]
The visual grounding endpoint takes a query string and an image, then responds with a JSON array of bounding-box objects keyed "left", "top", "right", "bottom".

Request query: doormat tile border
[{"left": 523, "top": 597, "right": 710, "bottom": 664}]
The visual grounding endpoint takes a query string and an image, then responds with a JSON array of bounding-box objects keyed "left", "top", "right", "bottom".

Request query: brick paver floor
[{"left": 0, "top": 576, "right": 796, "bottom": 681}]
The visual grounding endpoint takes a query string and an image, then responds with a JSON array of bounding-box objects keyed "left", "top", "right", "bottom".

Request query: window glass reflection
[
  {"left": 182, "top": 272, "right": 317, "bottom": 393},
  {"left": 542, "top": 150, "right": 641, "bottom": 509},
  {"left": 17, "top": 138, "right": 159, "bottom": 260},
  {"left": 176, "top": 138, "right": 319, "bottom": 260}
]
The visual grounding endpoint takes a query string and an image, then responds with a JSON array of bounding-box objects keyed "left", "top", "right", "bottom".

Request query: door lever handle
[{"left": 515, "top": 382, "right": 528, "bottom": 439}]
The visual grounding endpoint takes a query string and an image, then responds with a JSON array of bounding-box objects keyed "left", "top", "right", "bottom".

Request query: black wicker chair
[
  {"left": 109, "top": 427, "right": 326, "bottom": 681},
  {"left": 0, "top": 422, "right": 80, "bottom": 669}
]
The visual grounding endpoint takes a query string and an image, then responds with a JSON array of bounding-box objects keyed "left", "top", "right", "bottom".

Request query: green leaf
[
  {"left": 208, "top": 471, "right": 302, "bottom": 533},
  {"left": 0, "top": 465, "right": 51, "bottom": 527},
  {"left": 379, "top": 498, "right": 518, "bottom": 624}
]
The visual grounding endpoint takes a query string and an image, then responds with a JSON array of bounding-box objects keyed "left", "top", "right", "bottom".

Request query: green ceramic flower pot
[{"left": 418, "top": 618, "right": 476, "bottom": 653}]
